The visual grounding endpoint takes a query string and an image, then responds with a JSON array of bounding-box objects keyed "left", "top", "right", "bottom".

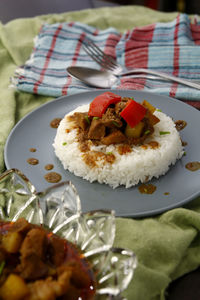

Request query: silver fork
[{"left": 83, "top": 40, "right": 200, "bottom": 91}]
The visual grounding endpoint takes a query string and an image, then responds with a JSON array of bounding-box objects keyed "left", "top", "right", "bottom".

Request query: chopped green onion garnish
[
  {"left": 183, "top": 151, "right": 187, "bottom": 156},
  {"left": 129, "top": 97, "right": 135, "bottom": 100},
  {"left": 144, "top": 130, "right": 150, "bottom": 135},
  {"left": 62, "top": 142, "right": 67, "bottom": 146},
  {"left": 0, "top": 261, "right": 5, "bottom": 276},
  {"left": 85, "top": 115, "right": 90, "bottom": 125},
  {"left": 157, "top": 109, "right": 162, "bottom": 112},
  {"left": 93, "top": 117, "right": 99, "bottom": 120},
  {"left": 112, "top": 121, "right": 120, "bottom": 127},
  {"left": 106, "top": 152, "right": 113, "bottom": 155},
  {"left": 159, "top": 131, "right": 170, "bottom": 135}
]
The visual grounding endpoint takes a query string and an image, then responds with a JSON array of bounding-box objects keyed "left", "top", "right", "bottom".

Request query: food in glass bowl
[
  {"left": 0, "top": 218, "right": 96, "bottom": 300},
  {"left": 0, "top": 169, "right": 137, "bottom": 300},
  {"left": 53, "top": 92, "right": 184, "bottom": 188}
]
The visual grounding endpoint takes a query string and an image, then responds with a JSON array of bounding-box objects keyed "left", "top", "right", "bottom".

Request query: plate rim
[{"left": 4, "top": 89, "right": 200, "bottom": 218}]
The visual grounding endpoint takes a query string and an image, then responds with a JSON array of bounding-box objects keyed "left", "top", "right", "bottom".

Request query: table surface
[{"left": 167, "top": 267, "right": 200, "bottom": 300}]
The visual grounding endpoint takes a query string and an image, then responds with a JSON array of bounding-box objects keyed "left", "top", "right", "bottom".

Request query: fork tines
[{"left": 83, "top": 40, "right": 118, "bottom": 71}]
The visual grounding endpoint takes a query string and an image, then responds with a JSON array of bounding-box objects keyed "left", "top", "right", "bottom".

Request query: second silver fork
[{"left": 83, "top": 40, "right": 200, "bottom": 90}]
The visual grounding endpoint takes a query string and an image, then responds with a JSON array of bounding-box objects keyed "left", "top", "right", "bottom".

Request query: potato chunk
[
  {"left": 0, "top": 274, "right": 29, "bottom": 300},
  {"left": 125, "top": 122, "right": 144, "bottom": 138},
  {"left": 2, "top": 232, "right": 23, "bottom": 253},
  {"left": 142, "top": 100, "right": 156, "bottom": 113}
]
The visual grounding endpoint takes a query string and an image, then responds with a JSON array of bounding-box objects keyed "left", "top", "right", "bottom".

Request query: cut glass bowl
[{"left": 0, "top": 168, "right": 137, "bottom": 299}]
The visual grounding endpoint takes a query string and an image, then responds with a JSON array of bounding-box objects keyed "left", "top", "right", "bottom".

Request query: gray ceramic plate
[{"left": 4, "top": 90, "right": 200, "bottom": 217}]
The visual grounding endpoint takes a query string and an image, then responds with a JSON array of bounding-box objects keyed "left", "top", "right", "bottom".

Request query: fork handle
[{"left": 120, "top": 68, "right": 200, "bottom": 90}]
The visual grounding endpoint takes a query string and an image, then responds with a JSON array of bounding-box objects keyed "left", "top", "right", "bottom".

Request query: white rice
[{"left": 53, "top": 104, "right": 184, "bottom": 188}]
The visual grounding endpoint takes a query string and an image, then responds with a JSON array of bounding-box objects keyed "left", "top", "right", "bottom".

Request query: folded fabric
[{"left": 13, "top": 14, "right": 200, "bottom": 109}]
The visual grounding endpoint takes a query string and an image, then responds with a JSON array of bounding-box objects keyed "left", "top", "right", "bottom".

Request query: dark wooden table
[{"left": 167, "top": 267, "right": 200, "bottom": 299}]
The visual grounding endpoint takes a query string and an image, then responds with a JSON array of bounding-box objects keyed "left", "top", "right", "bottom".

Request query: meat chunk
[
  {"left": 9, "top": 218, "right": 32, "bottom": 235},
  {"left": 19, "top": 254, "right": 49, "bottom": 280},
  {"left": 101, "top": 130, "right": 126, "bottom": 145},
  {"left": 48, "top": 235, "right": 66, "bottom": 267},
  {"left": 26, "top": 270, "right": 71, "bottom": 300},
  {"left": 18, "top": 228, "right": 48, "bottom": 280},
  {"left": 88, "top": 119, "right": 105, "bottom": 140},
  {"left": 74, "top": 112, "right": 90, "bottom": 131},
  {"left": 115, "top": 98, "right": 128, "bottom": 115},
  {"left": 102, "top": 108, "right": 123, "bottom": 128},
  {"left": 0, "top": 245, "right": 6, "bottom": 262},
  {"left": 145, "top": 110, "right": 160, "bottom": 126},
  {"left": 20, "top": 228, "right": 47, "bottom": 259}
]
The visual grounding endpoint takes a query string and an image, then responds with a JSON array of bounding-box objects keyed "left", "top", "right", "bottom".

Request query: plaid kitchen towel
[{"left": 13, "top": 14, "right": 200, "bottom": 109}]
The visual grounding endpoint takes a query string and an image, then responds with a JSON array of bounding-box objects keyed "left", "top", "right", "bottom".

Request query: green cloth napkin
[{"left": 0, "top": 5, "right": 200, "bottom": 300}]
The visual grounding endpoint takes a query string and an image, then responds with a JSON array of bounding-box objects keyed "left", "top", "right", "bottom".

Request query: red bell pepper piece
[
  {"left": 120, "top": 99, "right": 147, "bottom": 128},
  {"left": 88, "top": 92, "right": 121, "bottom": 117}
]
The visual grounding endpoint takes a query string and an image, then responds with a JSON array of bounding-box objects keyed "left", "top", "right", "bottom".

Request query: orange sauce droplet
[
  {"left": 50, "top": 118, "right": 62, "bottom": 128},
  {"left": 44, "top": 172, "right": 62, "bottom": 183},
  {"left": 27, "top": 158, "right": 39, "bottom": 165},
  {"left": 185, "top": 161, "right": 200, "bottom": 172},
  {"left": 175, "top": 120, "right": 187, "bottom": 131},
  {"left": 138, "top": 183, "right": 157, "bottom": 194},
  {"left": 44, "top": 164, "right": 54, "bottom": 170}
]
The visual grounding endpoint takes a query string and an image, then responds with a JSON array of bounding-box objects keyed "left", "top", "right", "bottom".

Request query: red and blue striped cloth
[{"left": 14, "top": 14, "right": 200, "bottom": 109}]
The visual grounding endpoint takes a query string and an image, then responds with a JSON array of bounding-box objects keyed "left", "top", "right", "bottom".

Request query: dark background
[{"left": 0, "top": 0, "right": 199, "bottom": 24}]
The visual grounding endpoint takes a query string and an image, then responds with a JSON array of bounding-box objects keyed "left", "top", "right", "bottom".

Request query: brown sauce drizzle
[
  {"left": 45, "top": 164, "right": 54, "bottom": 170},
  {"left": 118, "top": 144, "right": 132, "bottom": 155},
  {"left": 138, "top": 183, "right": 157, "bottom": 194},
  {"left": 82, "top": 151, "right": 115, "bottom": 168},
  {"left": 66, "top": 116, "right": 77, "bottom": 130},
  {"left": 29, "top": 148, "right": 36, "bottom": 152},
  {"left": 105, "top": 152, "right": 116, "bottom": 164},
  {"left": 185, "top": 161, "right": 200, "bottom": 172},
  {"left": 175, "top": 120, "right": 187, "bottom": 131},
  {"left": 141, "top": 141, "right": 160, "bottom": 150},
  {"left": 147, "top": 141, "right": 159, "bottom": 149},
  {"left": 79, "top": 141, "right": 90, "bottom": 152},
  {"left": 82, "top": 153, "right": 97, "bottom": 168},
  {"left": 50, "top": 118, "right": 62, "bottom": 128},
  {"left": 181, "top": 140, "right": 188, "bottom": 146},
  {"left": 27, "top": 158, "right": 39, "bottom": 165},
  {"left": 67, "top": 115, "right": 75, "bottom": 121},
  {"left": 44, "top": 172, "right": 62, "bottom": 183},
  {"left": 141, "top": 144, "right": 148, "bottom": 150}
]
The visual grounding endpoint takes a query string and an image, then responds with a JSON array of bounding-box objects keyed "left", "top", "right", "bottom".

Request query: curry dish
[
  {"left": 53, "top": 92, "right": 183, "bottom": 188},
  {"left": 0, "top": 219, "right": 96, "bottom": 300},
  {"left": 68, "top": 93, "right": 160, "bottom": 147}
]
